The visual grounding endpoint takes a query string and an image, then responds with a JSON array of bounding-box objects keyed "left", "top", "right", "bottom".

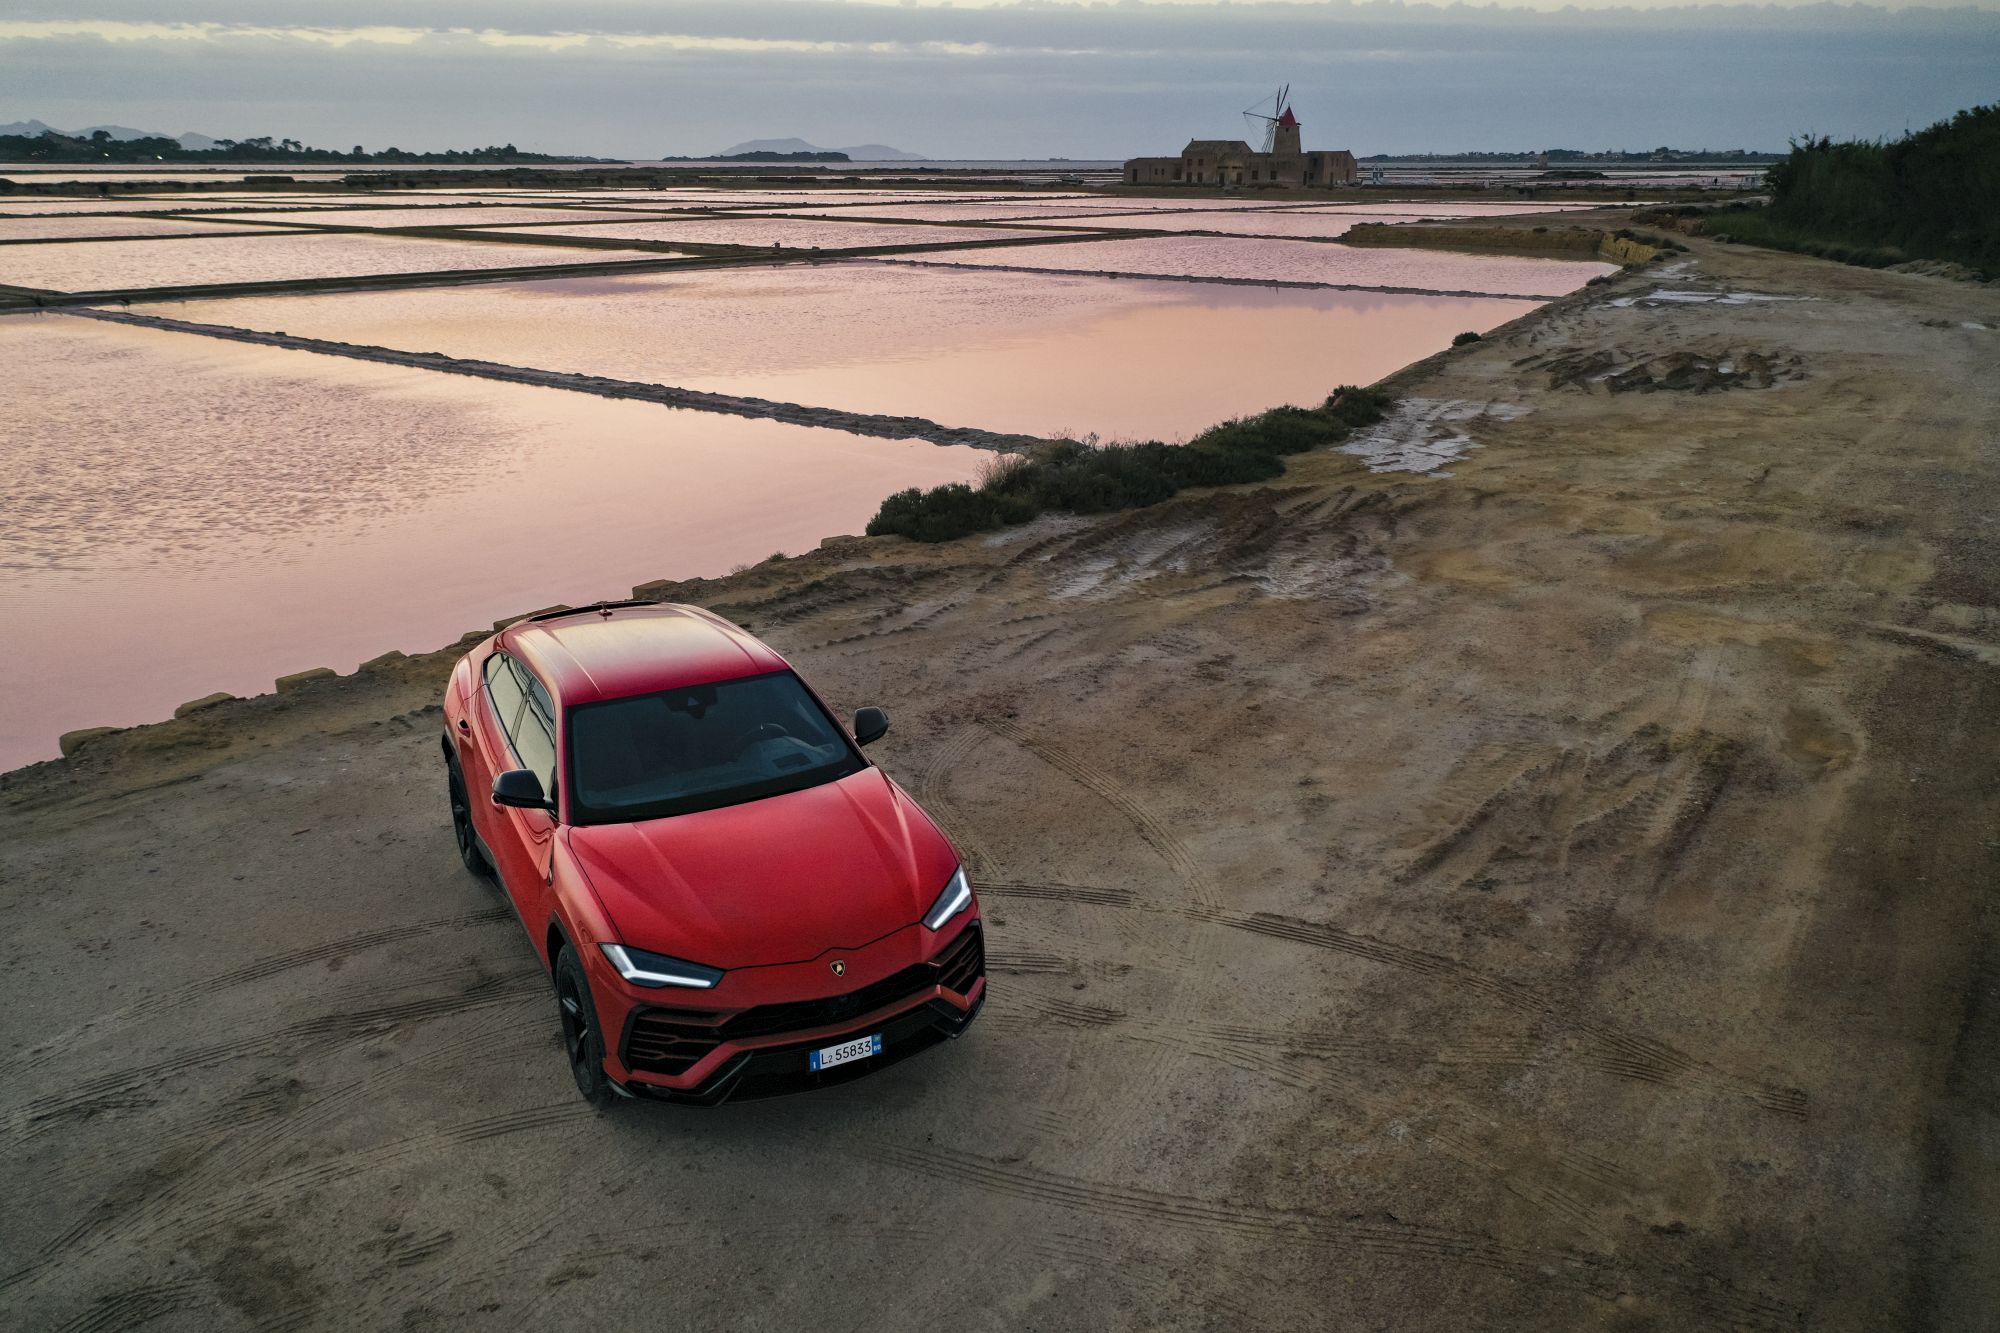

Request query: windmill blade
[{"left": 1241, "top": 85, "right": 1288, "bottom": 151}]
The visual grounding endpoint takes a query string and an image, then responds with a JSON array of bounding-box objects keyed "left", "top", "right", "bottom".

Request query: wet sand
[{"left": 2, "top": 225, "right": 1994, "bottom": 1330}]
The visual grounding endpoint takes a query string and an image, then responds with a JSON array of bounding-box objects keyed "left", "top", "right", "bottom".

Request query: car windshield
[{"left": 566, "top": 670, "right": 864, "bottom": 823}]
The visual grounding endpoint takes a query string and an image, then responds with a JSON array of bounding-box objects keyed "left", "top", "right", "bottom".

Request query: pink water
[
  {"left": 522, "top": 217, "right": 1082, "bottom": 248},
  {"left": 0, "top": 314, "right": 987, "bottom": 768},
  {"left": 153, "top": 263, "right": 1538, "bottom": 442},
  {"left": 0, "top": 232, "right": 667, "bottom": 293},
  {"left": 0, "top": 215, "right": 288, "bottom": 240},
  {"left": 0, "top": 198, "right": 340, "bottom": 214},
  {"left": 1296, "top": 201, "right": 1605, "bottom": 216},
  {"left": 2, "top": 187, "right": 1600, "bottom": 769},
  {"left": 894, "top": 234, "right": 1615, "bottom": 296},
  {"left": 1042, "top": 212, "right": 1439, "bottom": 238},
  {"left": 221, "top": 206, "right": 681, "bottom": 229}
]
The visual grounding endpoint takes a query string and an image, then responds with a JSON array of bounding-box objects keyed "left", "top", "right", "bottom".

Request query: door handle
[{"left": 458, "top": 718, "right": 470, "bottom": 732}]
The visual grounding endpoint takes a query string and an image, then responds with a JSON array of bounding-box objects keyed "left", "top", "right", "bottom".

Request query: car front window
[{"left": 566, "top": 670, "right": 864, "bottom": 824}]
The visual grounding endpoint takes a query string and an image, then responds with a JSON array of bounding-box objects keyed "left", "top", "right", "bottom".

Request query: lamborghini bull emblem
[{"left": 830, "top": 960, "right": 847, "bottom": 978}]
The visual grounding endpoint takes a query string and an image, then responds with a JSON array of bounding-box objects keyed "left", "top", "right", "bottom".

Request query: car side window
[
  {"left": 484, "top": 653, "right": 526, "bottom": 738},
  {"left": 512, "top": 668, "right": 559, "bottom": 799}
]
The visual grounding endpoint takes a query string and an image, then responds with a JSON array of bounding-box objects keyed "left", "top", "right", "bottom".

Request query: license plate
[{"left": 808, "top": 1032, "right": 882, "bottom": 1072}]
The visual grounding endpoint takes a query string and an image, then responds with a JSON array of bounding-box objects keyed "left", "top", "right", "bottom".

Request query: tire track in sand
[
  {"left": 0, "top": 905, "right": 516, "bottom": 1085},
  {"left": 866, "top": 1145, "right": 1802, "bottom": 1332},
  {"left": 2, "top": 1101, "right": 593, "bottom": 1301},
  {"left": 977, "top": 879, "right": 1806, "bottom": 1118},
  {"left": 49, "top": 1280, "right": 205, "bottom": 1333},
  {"left": 969, "top": 719, "right": 1227, "bottom": 1158},
  {"left": 0, "top": 971, "right": 547, "bottom": 1146},
  {"left": 980, "top": 719, "right": 1217, "bottom": 911},
  {"left": 18, "top": 998, "right": 550, "bottom": 1281},
  {"left": 913, "top": 725, "right": 997, "bottom": 877}
]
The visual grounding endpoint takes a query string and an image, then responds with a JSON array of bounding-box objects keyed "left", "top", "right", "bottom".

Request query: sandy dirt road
[{"left": 2, "top": 232, "right": 1996, "bottom": 1330}]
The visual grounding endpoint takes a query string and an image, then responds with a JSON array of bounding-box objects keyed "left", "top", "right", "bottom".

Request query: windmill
[{"left": 1242, "top": 84, "right": 1292, "bottom": 153}]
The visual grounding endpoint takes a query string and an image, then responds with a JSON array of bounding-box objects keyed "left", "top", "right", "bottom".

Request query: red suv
[{"left": 441, "top": 601, "right": 984, "bottom": 1106}]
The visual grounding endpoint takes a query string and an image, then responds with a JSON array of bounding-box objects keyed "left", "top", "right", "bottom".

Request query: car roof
[{"left": 501, "top": 603, "right": 788, "bottom": 707}]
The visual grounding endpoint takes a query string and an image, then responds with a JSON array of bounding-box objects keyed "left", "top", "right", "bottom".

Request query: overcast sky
[{"left": 2, "top": 1, "right": 1994, "bottom": 158}]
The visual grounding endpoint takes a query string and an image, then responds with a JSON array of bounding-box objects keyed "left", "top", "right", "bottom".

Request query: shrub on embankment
[
  {"left": 1705, "top": 104, "right": 1998, "bottom": 276},
  {"left": 867, "top": 387, "right": 1393, "bottom": 543}
]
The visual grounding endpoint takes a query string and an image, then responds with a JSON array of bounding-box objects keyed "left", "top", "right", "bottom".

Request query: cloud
[{"left": 2, "top": 3, "right": 1994, "bottom": 157}]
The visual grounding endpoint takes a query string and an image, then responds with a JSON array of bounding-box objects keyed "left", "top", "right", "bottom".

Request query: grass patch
[
  {"left": 868, "top": 387, "right": 1394, "bottom": 543},
  {"left": 1704, "top": 207, "right": 1922, "bottom": 270},
  {"left": 1609, "top": 226, "right": 1688, "bottom": 253},
  {"left": 1451, "top": 331, "right": 1482, "bottom": 346}
]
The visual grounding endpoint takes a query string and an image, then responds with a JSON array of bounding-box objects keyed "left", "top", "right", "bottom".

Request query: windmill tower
[{"left": 1243, "top": 86, "right": 1301, "bottom": 159}]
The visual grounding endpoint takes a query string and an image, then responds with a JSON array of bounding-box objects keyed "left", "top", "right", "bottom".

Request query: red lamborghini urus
[{"left": 440, "top": 601, "right": 984, "bottom": 1106}]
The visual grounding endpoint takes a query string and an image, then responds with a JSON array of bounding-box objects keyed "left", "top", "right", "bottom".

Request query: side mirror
[
  {"left": 493, "top": 768, "right": 551, "bottom": 810},
  {"left": 853, "top": 706, "right": 890, "bottom": 747}
]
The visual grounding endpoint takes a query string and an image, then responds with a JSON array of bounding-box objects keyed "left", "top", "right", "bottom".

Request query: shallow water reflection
[
  {"left": 0, "top": 316, "right": 986, "bottom": 767},
  {"left": 160, "top": 263, "right": 1541, "bottom": 442}
]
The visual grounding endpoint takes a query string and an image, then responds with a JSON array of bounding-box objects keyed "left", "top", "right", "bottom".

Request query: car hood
[{"left": 565, "top": 767, "right": 959, "bottom": 970}]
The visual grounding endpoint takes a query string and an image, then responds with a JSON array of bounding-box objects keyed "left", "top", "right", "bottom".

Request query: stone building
[{"left": 1123, "top": 105, "right": 1357, "bottom": 189}]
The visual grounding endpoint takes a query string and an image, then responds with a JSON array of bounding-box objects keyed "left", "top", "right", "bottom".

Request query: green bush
[
  {"left": 868, "top": 387, "right": 1394, "bottom": 543},
  {"left": 1731, "top": 103, "right": 1998, "bottom": 275},
  {"left": 1451, "top": 331, "right": 1482, "bottom": 346}
]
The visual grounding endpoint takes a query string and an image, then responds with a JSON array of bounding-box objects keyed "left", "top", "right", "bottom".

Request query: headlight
[
  {"left": 599, "top": 943, "right": 723, "bottom": 989},
  {"left": 923, "top": 867, "right": 974, "bottom": 931}
]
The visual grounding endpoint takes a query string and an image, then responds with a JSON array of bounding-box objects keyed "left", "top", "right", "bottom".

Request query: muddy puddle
[{"left": 0, "top": 315, "right": 986, "bottom": 767}]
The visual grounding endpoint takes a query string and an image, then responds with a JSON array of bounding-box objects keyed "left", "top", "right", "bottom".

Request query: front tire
[
  {"left": 446, "top": 756, "right": 489, "bottom": 878},
  {"left": 555, "top": 947, "right": 617, "bottom": 1109}
]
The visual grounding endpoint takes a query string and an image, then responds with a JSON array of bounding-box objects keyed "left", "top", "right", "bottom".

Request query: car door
[
  {"left": 458, "top": 650, "right": 517, "bottom": 860},
  {"left": 503, "top": 666, "right": 562, "bottom": 957},
  {"left": 472, "top": 652, "right": 554, "bottom": 929}
]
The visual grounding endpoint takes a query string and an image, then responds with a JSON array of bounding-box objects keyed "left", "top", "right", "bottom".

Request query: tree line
[
  {"left": 0, "top": 130, "right": 587, "bottom": 165},
  {"left": 1743, "top": 104, "right": 1998, "bottom": 273}
]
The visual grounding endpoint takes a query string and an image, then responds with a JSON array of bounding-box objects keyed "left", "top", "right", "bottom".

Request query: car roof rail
[{"left": 524, "top": 599, "right": 664, "bottom": 624}]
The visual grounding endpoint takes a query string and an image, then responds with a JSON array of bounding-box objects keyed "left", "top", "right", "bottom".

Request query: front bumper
[
  {"left": 606, "top": 919, "right": 985, "bottom": 1105},
  {"left": 621, "top": 990, "right": 984, "bottom": 1105}
]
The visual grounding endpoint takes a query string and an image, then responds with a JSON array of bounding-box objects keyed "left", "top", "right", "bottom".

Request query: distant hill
[
  {"left": 1, "top": 119, "right": 217, "bottom": 150},
  {"left": 838, "top": 143, "right": 926, "bottom": 162},
  {"left": 716, "top": 137, "right": 926, "bottom": 161}
]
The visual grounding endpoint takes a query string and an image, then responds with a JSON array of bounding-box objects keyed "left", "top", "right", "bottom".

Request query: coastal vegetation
[
  {"left": 1362, "top": 147, "right": 1781, "bottom": 164},
  {"left": 868, "top": 387, "right": 1393, "bottom": 542},
  {"left": 0, "top": 130, "right": 585, "bottom": 164},
  {"left": 1704, "top": 103, "right": 1997, "bottom": 275}
]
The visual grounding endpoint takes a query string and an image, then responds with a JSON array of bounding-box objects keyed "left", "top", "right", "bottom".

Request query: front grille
[
  {"left": 622, "top": 923, "right": 984, "bottom": 1078},
  {"left": 628, "top": 997, "right": 983, "bottom": 1106},
  {"left": 935, "top": 925, "right": 983, "bottom": 995}
]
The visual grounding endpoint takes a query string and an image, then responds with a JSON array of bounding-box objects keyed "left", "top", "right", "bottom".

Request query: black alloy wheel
[
  {"left": 446, "top": 758, "right": 489, "bottom": 877},
  {"left": 555, "top": 948, "right": 617, "bottom": 1109}
]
